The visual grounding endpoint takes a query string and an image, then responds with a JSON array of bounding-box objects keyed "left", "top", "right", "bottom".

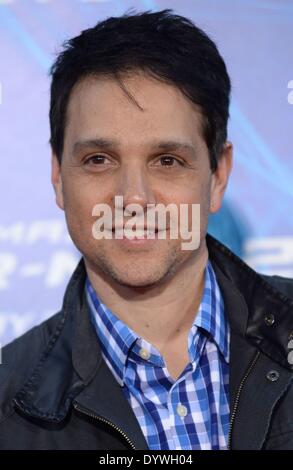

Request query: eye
[
  {"left": 84, "top": 154, "right": 110, "bottom": 165},
  {"left": 157, "top": 155, "right": 185, "bottom": 167}
]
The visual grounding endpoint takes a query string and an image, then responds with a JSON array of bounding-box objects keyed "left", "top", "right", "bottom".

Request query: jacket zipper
[
  {"left": 73, "top": 402, "right": 136, "bottom": 450},
  {"left": 227, "top": 351, "right": 260, "bottom": 449}
]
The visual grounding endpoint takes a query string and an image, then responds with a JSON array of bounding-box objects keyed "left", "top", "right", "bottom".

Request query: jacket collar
[
  {"left": 14, "top": 234, "right": 293, "bottom": 446},
  {"left": 207, "top": 234, "right": 293, "bottom": 370}
]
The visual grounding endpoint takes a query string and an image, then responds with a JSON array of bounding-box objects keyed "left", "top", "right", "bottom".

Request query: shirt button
[
  {"left": 139, "top": 348, "right": 150, "bottom": 360},
  {"left": 176, "top": 404, "right": 188, "bottom": 418}
]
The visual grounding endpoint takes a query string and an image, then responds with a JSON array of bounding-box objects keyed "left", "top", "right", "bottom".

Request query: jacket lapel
[
  {"left": 209, "top": 237, "right": 293, "bottom": 449},
  {"left": 72, "top": 280, "right": 148, "bottom": 449},
  {"left": 73, "top": 356, "right": 149, "bottom": 450}
]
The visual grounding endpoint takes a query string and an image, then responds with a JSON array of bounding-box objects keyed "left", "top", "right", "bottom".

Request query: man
[{"left": 1, "top": 9, "right": 293, "bottom": 450}]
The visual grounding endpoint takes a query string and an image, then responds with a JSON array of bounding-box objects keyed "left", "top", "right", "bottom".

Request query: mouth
[{"left": 112, "top": 227, "right": 159, "bottom": 240}]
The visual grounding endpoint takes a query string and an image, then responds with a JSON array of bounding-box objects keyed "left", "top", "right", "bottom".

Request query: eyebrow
[{"left": 72, "top": 137, "right": 196, "bottom": 158}]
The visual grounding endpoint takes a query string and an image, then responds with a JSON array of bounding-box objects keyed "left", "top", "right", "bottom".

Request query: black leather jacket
[{"left": 1, "top": 234, "right": 293, "bottom": 450}]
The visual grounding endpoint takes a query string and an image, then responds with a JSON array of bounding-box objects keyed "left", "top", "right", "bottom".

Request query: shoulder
[
  {"left": 0, "top": 311, "right": 63, "bottom": 419},
  {"left": 261, "top": 274, "right": 293, "bottom": 301}
]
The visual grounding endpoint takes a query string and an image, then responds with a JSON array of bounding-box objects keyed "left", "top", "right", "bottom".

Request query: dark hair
[{"left": 49, "top": 9, "right": 231, "bottom": 171}]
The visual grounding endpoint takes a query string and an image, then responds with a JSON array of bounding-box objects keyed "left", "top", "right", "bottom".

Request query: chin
[
  {"left": 109, "top": 267, "right": 165, "bottom": 289},
  {"left": 124, "top": 277, "right": 164, "bottom": 288},
  {"left": 99, "top": 257, "right": 174, "bottom": 288}
]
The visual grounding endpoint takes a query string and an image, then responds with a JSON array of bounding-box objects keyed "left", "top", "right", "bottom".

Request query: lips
[{"left": 112, "top": 227, "right": 159, "bottom": 239}]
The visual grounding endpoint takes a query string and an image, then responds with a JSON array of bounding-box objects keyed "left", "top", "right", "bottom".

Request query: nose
[{"left": 115, "top": 164, "right": 156, "bottom": 213}]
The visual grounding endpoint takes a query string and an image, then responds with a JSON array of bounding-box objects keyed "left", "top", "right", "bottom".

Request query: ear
[
  {"left": 51, "top": 153, "right": 64, "bottom": 211},
  {"left": 209, "top": 142, "right": 233, "bottom": 214}
]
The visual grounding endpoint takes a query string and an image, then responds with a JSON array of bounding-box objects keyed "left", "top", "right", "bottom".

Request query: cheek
[
  {"left": 159, "top": 188, "right": 197, "bottom": 237},
  {"left": 166, "top": 181, "right": 209, "bottom": 207},
  {"left": 62, "top": 184, "right": 100, "bottom": 248},
  {"left": 62, "top": 174, "right": 108, "bottom": 213},
  {"left": 176, "top": 181, "right": 211, "bottom": 230}
]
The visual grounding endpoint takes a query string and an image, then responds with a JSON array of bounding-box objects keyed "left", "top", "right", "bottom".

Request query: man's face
[{"left": 52, "top": 72, "right": 232, "bottom": 287}]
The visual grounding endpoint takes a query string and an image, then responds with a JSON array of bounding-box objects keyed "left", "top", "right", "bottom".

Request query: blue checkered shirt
[{"left": 86, "top": 260, "right": 230, "bottom": 450}]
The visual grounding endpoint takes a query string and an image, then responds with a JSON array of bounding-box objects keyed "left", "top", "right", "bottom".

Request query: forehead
[{"left": 64, "top": 72, "right": 205, "bottom": 147}]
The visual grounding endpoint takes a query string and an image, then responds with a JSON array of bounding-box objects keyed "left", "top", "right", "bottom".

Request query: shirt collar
[
  {"left": 86, "top": 260, "right": 229, "bottom": 386},
  {"left": 86, "top": 278, "right": 138, "bottom": 385},
  {"left": 193, "top": 261, "right": 230, "bottom": 363}
]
